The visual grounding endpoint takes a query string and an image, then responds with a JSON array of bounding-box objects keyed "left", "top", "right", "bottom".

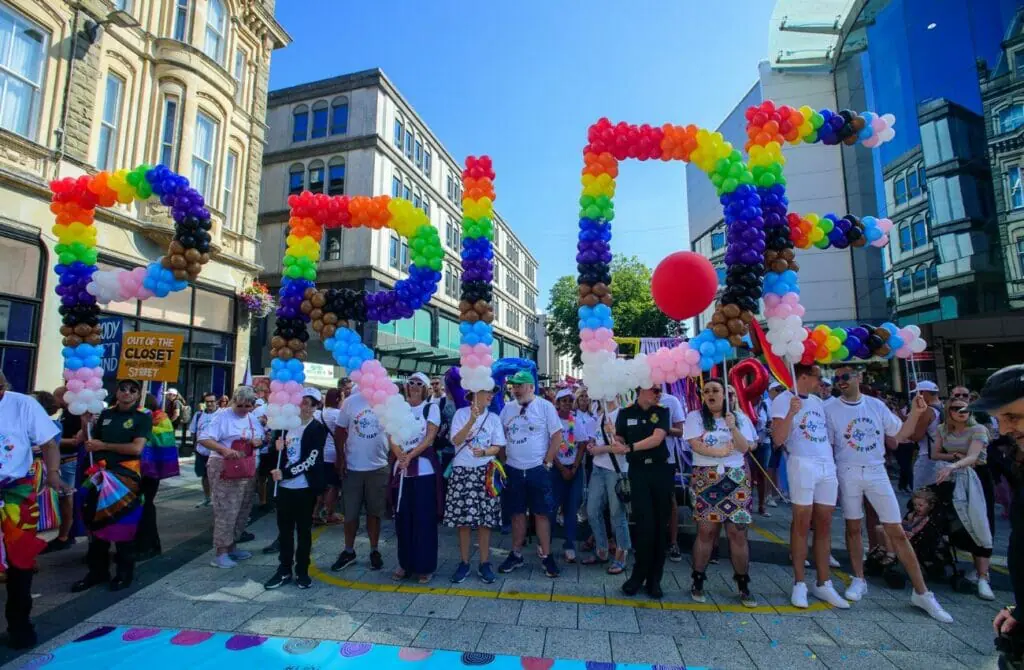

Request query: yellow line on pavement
[
  {"left": 749, "top": 522, "right": 851, "bottom": 586},
  {"left": 307, "top": 526, "right": 835, "bottom": 614}
]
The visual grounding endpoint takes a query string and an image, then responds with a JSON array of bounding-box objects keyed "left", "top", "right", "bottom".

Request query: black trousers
[
  {"left": 277, "top": 487, "right": 317, "bottom": 577},
  {"left": 5, "top": 566, "right": 33, "bottom": 636},
  {"left": 87, "top": 537, "right": 135, "bottom": 579},
  {"left": 135, "top": 476, "right": 161, "bottom": 554},
  {"left": 628, "top": 462, "right": 673, "bottom": 587},
  {"left": 896, "top": 443, "right": 915, "bottom": 490}
]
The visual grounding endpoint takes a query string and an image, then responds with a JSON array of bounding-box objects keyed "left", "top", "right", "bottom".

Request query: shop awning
[{"left": 769, "top": 0, "right": 870, "bottom": 71}]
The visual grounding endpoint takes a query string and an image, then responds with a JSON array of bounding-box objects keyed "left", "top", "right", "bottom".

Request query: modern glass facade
[{"left": 834, "top": 0, "right": 1024, "bottom": 389}]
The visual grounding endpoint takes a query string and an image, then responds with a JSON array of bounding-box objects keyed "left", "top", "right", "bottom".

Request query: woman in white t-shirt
[
  {"left": 389, "top": 373, "right": 441, "bottom": 584},
  {"left": 683, "top": 379, "right": 757, "bottom": 607},
  {"left": 198, "top": 386, "right": 266, "bottom": 569},
  {"left": 443, "top": 387, "right": 506, "bottom": 585},
  {"left": 582, "top": 398, "right": 630, "bottom": 575},
  {"left": 314, "top": 388, "right": 343, "bottom": 525}
]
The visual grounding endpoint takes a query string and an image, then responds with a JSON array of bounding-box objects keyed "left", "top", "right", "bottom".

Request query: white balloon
[{"left": 911, "top": 339, "right": 927, "bottom": 353}]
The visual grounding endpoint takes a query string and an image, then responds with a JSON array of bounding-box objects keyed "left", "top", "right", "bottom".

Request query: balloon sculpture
[
  {"left": 445, "top": 357, "right": 539, "bottom": 415},
  {"left": 265, "top": 190, "right": 443, "bottom": 435},
  {"left": 48, "top": 165, "right": 212, "bottom": 415},
  {"left": 575, "top": 105, "right": 921, "bottom": 400}
]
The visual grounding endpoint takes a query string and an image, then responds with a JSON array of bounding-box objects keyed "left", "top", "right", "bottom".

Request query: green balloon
[
  {"left": 836, "top": 346, "right": 850, "bottom": 360},
  {"left": 584, "top": 205, "right": 601, "bottom": 219},
  {"left": 82, "top": 250, "right": 98, "bottom": 265},
  {"left": 740, "top": 172, "right": 755, "bottom": 184},
  {"left": 814, "top": 238, "right": 829, "bottom": 249},
  {"left": 303, "top": 267, "right": 316, "bottom": 280},
  {"left": 715, "top": 158, "right": 731, "bottom": 174},
  {"left": 59, "top": 252, "right": 75, "bottom": 265},
  {"left": 579, "top": 195, "right": 594, "bottom": 208},
  {"left": 711, "top": 173, "right": 724, "bottom": 187},
  {"left": 604, "top": 209, "right": 615, "bottom": 222},
  {"left": 728, "top": 163, "right": 745, "bottom": 178},
  {"left": 595, "top": 195, "right": 611, "bottom": 208},
  {"left": 758, "top": 173, "right": 776, "bottom": 187},
  {"left": 722, "top": 177, "right": 739, "bottom": 193}
]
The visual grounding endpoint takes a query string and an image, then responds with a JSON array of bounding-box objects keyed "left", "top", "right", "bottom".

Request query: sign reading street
[{"left": 116, "top": 332, "right": 185, "bottom": 382}]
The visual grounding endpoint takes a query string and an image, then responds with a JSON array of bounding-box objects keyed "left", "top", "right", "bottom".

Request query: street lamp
[{"left": 83, "top": 9, "right": 141, "bottom": 43}]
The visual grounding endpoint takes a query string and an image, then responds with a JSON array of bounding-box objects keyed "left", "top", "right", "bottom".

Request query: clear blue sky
[{"left": 269, "top": 1, "right": 775, "bottom": 306}]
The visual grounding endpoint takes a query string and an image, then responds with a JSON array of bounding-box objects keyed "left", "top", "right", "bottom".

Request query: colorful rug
[{"left": 20, "top": 626, "right": 697, "bottom": 669}]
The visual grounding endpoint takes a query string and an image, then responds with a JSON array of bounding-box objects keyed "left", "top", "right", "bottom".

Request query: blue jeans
[
  {"left": 550, "top": 466, "right": 584, "bottom": 551},
  {"left": 586, "top": 466, "right": 631, "bottom": 553}
]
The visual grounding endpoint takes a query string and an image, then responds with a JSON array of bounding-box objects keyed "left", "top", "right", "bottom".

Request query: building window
[
  {"left": 324, "top": 230, "right": 341, "bottom": 261},
  {"left": 389, "top": 235, "right": 400, "bottom": 269},
  {"left": 96, "top": 72, "right": 124, "bottom": 172},
  {"left": 327, "top": 157, "right": 345, "bottom": 196},
  {"left": 232, "top": 49, "right": 245, "bottom": 105},
  {"left": 927, "top": 263, "right": 938, "bottom": 287},
  {"left": 288, "top": 163, "right": 304, "bottom": 196},
  {"left": 0, "top": 8, "right": 46, "bottom": 140},
  {"left": 307, "top": 159, "right": 324, "bottom": 193},
  {"left": 0, "top": 237, "right": 43, "bottom": 393},
  {"left": 444, "top": 265, "right": 457, "bottom": 298},
  {"left": 423, "top": 198, "right": 430, "bottom": 219},
  {"left": 330, "top": 97, "right": 348, "bottom": 135},
  {"left": 202, "top": 0, "right": 226, "bottom": 64},
  {"left": 401, "top": 240, "right": 409, "bottom": 271},
  {"left": 292, "top": 105, "right": 308, "bottom": 143},
  {"left": 402, "top": 184, "right": 410, "bottom": 201},
  {"left": 493, "top": 225, "right": 501, "bottom": 248},
  {"left": 446, "top": 173, "right": 454, "bottom": 201},
  {"left": 898, "top": 224, "right": 911, "bottom": 252},
  {"left": 445, "top": 217, "right": 461, "bottom": 249},
  {"left": 191, "top": 112, "right": 217, "bottom": 201},
  {"left": 525, "top": 291, "right": 536, "bottom": 311},
  {"left": 310, "top": 100, "right": 328, "bottom": 139},
  {"left": 911, "top": 218, "right": 927, "bottom": 248},
  {"left": 912, "top": 266, "right": 926, "bottom": 291},
  {"left": 492, "top": 296, "right": 501, "bottom": 322},
  {"left": 172, "top": 0, "right": 190, "bottom": 41},
  {"left": 413, "top": 192, "right": 421, "bottom": 209},
  {"left": 907, "top": 169, "right": 920, "bottom": 199},
  {"left": 392, "top": 175, "right": 401, "bottom": 198},
  {"left": 918, "top": 166, "right": 926, "bottom": 192},
  {"left": 898, "top": 271, "right": 912, "bottom": 295},
  {"left": 1010, "top": 167, "right": 1024, "bottom": 210},
  {"left": 894, "top": 177, "right": 907, "bottom": 205},
  {"left": 393, "top": 118, "right": 404, "bottom": 148},
  {"left": 423, "top": 148, "right": 432, "bottom": 177},
  {"left": 999, "top": 104, "right": 1024, "bottom": 134},
  {"left": 405, "top": 128, "right": 413, "bottom": 158},
  {"left": 222, "top": 150, "right": 237, "bottom": 230},
  {"left": 1017, "top": 239, "right": 1024, "bottom": 274},
  {"left": 710, "top": 231, "right": 725, "bottom": 251},
  {"left": 526, "top": 261, "right": 536, "bottom": 282},
  {"left": 1016, "top": 48, "right": 1024, "bottom": 78},
  {"left": 159, "top": 95, "right": 179, "bottom": 168},
  {"left": 414, "top": 139, "right": 423, "bottom": 168}
]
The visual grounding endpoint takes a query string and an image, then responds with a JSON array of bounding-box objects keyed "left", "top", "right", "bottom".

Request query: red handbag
[{"left": 221, "top": 416, "right": 257, "bottom": 480}]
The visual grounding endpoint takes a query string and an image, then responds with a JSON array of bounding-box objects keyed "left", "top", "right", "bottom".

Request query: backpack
[
  {"left": 431, "top": 398, "right": 452, "bottom": 451},
  {"left": 171, "top": 397, "right": 191, "bottom": 429}
]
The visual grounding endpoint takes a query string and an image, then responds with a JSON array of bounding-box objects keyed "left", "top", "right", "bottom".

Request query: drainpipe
[{"left": 53, "top": 4, "right": 82, "bottom": 180}]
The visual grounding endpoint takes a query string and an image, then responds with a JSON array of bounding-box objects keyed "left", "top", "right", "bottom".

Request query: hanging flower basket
[{"left": 240, "top": 281, "right": 276, "bottom": 318}]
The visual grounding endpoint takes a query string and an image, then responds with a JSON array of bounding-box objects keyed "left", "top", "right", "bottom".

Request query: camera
[{"left": 996, "top": 627, "right": 1024, "bottom": 670}]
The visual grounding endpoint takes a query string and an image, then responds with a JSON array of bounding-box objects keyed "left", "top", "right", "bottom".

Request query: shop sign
[
  {"left": 98, "top": 317, "right": 123, "bottom": 377},
  {"left": 116, "top": 331, "right": 185, "bottom": 382}
]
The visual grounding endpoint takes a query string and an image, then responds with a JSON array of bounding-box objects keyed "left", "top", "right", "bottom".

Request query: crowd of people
[{"left": 0, "top": 361, "right": 1021, "bottom": 659}]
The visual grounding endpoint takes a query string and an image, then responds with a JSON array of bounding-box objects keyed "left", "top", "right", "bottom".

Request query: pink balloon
[
  {"left": 876, "top": 218, "right": 893, "bottom": 233},
  {"left": 683, "top": 348, "right": 701, "bottom": 365},
  {"left": 793, "top": 304, "right": 806, "bottom": 317},
  {"left": 881, "top": 113, "right": 896, "bottom": 126},
  {"left": 895, "top": 345, "right": 913, "bottom": 358},
  {"left": 86, "top": 377, "right": 104, "bottom": 390},
  {"left": 862, "top": 135, "right": 881, "bottom": 149},
  {"left": 66, "top": 379, "right": 84, "bottom": 393}
]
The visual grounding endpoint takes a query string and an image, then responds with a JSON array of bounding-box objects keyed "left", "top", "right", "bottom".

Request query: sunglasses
[
  {"left": 117, "top": 384, "right": 139, "bottom": 393},
  {"left": 835, "top": 373, "right": 857, "bottom": 382},
  {"left": 952, "top": 392, "right": 969, "bottom": 398},
  {"left": 408, "top": 380, "right": 425, "bottom": 387}
]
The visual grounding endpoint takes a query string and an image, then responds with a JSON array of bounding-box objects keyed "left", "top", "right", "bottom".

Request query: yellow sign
[{"left": 116, "top": 331, "right": 184, "bottom": 382}]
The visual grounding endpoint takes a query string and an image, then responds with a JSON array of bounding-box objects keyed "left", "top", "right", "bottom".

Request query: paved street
[{"left": 2, "top": 466, "right": 1012, "bottom": 669}]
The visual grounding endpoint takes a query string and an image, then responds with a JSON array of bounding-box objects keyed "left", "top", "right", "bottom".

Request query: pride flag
[{"left": 750, "top": 320, "right": 794, "bottom": 390}]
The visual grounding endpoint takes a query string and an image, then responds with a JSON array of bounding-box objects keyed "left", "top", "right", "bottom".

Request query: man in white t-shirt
[
  {"left": 655, "top": 388, "right": 686, "bottom": 562},
  {"left": 497, "top": 370, "right": 563, "bottom": 578},
  {"left": 771, "top": 363, "right": 848, "bottom": 609},
  {"left": 825, "top": 365, "right": 952, "bottom": 622},
  {"left": 330, "top": 390, "right": 390, "bottom": 573},
  {"left": 189, "top": 393, "right": 219, "bottom": 508},
  {"left": 0, "top": 372, "right": 63, "bottom": 648}
]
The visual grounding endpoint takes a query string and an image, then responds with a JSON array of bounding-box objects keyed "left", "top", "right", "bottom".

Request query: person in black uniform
[{"left": 613, "top": 385, "right": 671, "bottom": 598}]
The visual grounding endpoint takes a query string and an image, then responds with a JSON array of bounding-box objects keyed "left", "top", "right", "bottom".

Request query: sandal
[
  {"left": 607, "top": 560, "right": 625, "bottom": 575},
  {"left": 582, "top": 553, "right": 609, "bottom": 566},
  {"left": 417, "top": 573, "right": 433, "bottom": 584},
  {"left": 734, "top": 573, "right": 757, "bottom": 608},
  {"left": 391, "top": 568, "right": 407, "bottom": 581},
  {"left": 564, "top": 549, "right": 577, "bottom": 563}
]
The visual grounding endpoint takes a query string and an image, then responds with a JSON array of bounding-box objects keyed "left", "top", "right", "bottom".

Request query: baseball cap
[
  {"left": 509, "top": 370, "right": 535, "bottom": 385},
  {"left": 408, "top": 372, "right": 430, "bottom": 386},
  {"left": 302, "top": 387, "right": 322, "bottom": 403},
  {"left": 969, "top": 364, "right": 1024, "bottom": 412},
  {"left": 166, "top": 387, "right": 179, "bottom": 395},
  {"left": 769, "top": 381, "right": 783, "bottom": 391},
  {"left": 911, "top": 380, "right": 939, "bottom": 395},
  {"left": 555, "top": 388, "right": 574, "bottom": 401},
  {"left": 820, "top": 377, "right": 833, "bottom": 386}
]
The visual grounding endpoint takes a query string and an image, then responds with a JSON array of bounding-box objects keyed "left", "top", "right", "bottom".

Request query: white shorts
[
  {"left": 837, "top": 464, "right": 902, "bottom": 524},
  {"left": 786, "top": 456, "right": 838, "bottom": 507}
]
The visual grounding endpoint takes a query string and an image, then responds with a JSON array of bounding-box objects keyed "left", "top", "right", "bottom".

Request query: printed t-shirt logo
[
  {"left": 0, "top": 432, "right": 12, "bottom": 453},
  {"left": 843, "top": 417, "right": 879, "bottom": 452},
  {"left": 650, "top": 413, "right": 659, "bottom": 424},
  {"left": 123, "top": 418, "right": 134, "bottom": 430},
  {"left": 797, "top": 410, "right": 827, "bottom": 443},
  {"left": 353, "top": 408, "right": 379, "bottom": 440},
  {"left": 504, "top": 416, "right": 534, "bottom": 446}
]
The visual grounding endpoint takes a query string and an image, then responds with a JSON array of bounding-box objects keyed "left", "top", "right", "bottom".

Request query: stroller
[{"left": 865, "top": 482, "right": 974, "bottom": 593}]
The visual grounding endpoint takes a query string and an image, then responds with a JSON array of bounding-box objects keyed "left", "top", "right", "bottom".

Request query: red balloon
[
  {"left": 650, "top": 251, "right": 717, "bottom": 320},
  {"left": 728, "top": 359, "right": 769, "bottom": 423}
]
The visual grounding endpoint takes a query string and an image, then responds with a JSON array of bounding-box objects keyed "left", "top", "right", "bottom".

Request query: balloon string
[
  {"left": 722, "top": 356, "right": 730, "bottom": 415},
  {"left": 747, "top": 448, "right": 791, "bottom": 504}
]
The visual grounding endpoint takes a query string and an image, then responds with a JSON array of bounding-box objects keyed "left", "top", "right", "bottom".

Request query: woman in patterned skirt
[
  {"left": 443, "top": 388, "right": 506, "bottom": 585},
  {"left": 682, "top": 379, "right": 758, "bottom": 607}
]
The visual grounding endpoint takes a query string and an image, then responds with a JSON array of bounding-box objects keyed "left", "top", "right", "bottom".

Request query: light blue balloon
[{"left": 277, "top": 370, "right": 292, "bottom": 382}]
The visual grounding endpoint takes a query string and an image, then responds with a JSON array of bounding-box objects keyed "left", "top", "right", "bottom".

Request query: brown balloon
[
  {"left": 851, "top": 237, "right": 867, "bottom": 248},
  {"left": 60, "top": 325, "right": 73, "bottom": 337},
  {"left": 789, "top": 261, "right": 800, "bottom": 272},
  {"left": 323, "top": 312, "right": 338, "bottom": 325},
  {"left": 86, "top": 334, "right": 102, "bottom": 345},
  {"left": 876, "top": 344, "right": 890, "bottom": 357},
  {"left": 874, "top": 327, "right": 890, "bottom": 339},
  {"left": 711, "top": 311, "right": 726, "bottom": 325},
  {"left": 851, "top": 116, "right": 866, "bottom": 131},
  {"left": 311, "top": 319, "right": 324, "bottom": 332},
  {"left": 271, "top": 336, "right": 285, "bottom": 349},
  {"left": 729, "top": 334, "right": 746, "bottom": 347},
  {"left": 184, "top": 248, "right": 201, "bottom": 263},
  {"left": 739, "top": 310, "right": 754, "bottom": 323},
  {"left": 723, "top": 304, "right": 741, "bottom": 319},
  {"left": 712, "top": 324, "right": 729, "bottom": 339},
  {"left": 300, "top": 300, "right": 313, "bottom": 315},
  {"left": 592, "top": 283, "right": 608, "bottom": 296},
  {"left": 65, "top": 335, "right": 82, "bottom": 346},
  {"left": 464, "top": 311, "right": 479, "bottom": 323},
  {"left": 304, "top": 287, "right": 316, "bottom": 300},
  {"left": 199, "top": 252, "right": 211, "bottom": 264},
  {"left": 74, "top": 324, "right": 92, "bottom": 336},
  {"left": 160, "top": 255, "right": 173, "bottom": 269},
  {"left": 727, "top": 318, "right": 744, "bottom": 334},
  {"left": 482, "top": 312, "right": 493, "bottom": 324},
  {"left": 187, "top": 262, "right": 202, "bottom": 275},
  {"left": 580, "top": 294, "right": 598, "bottom": 307},
  {"left": 169, "top": 241, "right": 185, "bottom": 256},
  {"left": 311, "top": 293, "right": 326, "bottom": 308},
  {"left": 269, "top": 347, "right": 279, "bottom": 359},
  {"left": 295, "top": 350, "right": 307, "bottom": 361},
  {"left": 578, "top": 284, "right": 592, "bottom": 296},
  {"left": 309, "top": 308, "right": 323, "bottom": 321},
  {"left": 764, "top": 249, "right": 778, "bottom": 261},
  {"left": 474, "top": 300, "right": 488, "bottom": 313},
  {"left": 600, "top": 295, "right": 613, "bottom": 307},
  {"left": 781, "top": 249, "right": 795, "bottom": 261},
  {"left": 843, "top": 134, "right": 858, "bottom": 146},
  {"left": 173, "top": 269, "right": 188, "bottom": 280},
  {"left": 279, "top": 348, "right": 293, "bottom": 360},
  {"left": 321, "top": 324, "right": 336, "bottom": 339},
  {"left": 170, "top": 254, "right": 187, "bottom": 269}
]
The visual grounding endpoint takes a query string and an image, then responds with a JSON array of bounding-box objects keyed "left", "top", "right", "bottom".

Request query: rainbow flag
[
  {"left": 751, "top": 320, "right": 794, "bottom": 390},
  {"left": 141, "top": 410, "right": 180, "bottom": 480}
]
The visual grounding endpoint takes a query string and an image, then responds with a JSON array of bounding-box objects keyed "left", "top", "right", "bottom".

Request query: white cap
[
  {"left": 167, "top": 388, "right": 179, "bottom": 395},
  {"left": 408, "top": 372, "right": 430, "bottom": 386},
  {"left": 769, "top": 381, "right": 783, "bottom": 391},
  {"left": 912, "top": 380, "right": 939, "bottom": 394},
  {"left": 555, "top": 388, "right": 574, "bottom": 401},
  {"left": 303, "top": 387, "right": 322, "bottom": 403},
  {"left": 820, "top": 378, "right": 833, "bottom": 386},
  {"left": 255, "top": 398, "right": 266, "bottom": 407}
]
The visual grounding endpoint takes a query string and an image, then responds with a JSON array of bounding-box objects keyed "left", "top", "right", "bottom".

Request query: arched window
[
  {"left": 292, "top": 105, "right": 308, "bottom": 143},
  {"left": 327, "top": 156, "right": 345, "bottom": 195},
  {"left": 898, "top": 224, "right": 912, "bottom": 251},
  {"left": 912, "top": 265, "right": 927, "bottom": 291},
  {"left": 288, "top": 162, "right": 305, "bottom": 196},
  {"left": 307, "top": 159, "right": 325, "bottom": 193},
  {"left": 330, "top": 97, "right": 348, "bottom": 135},
  {"left": 999, "top": 103, "right": 1024, "bottom": 134},
  {"left": 324, "top": 230, "right": 341, "bottom": 261},
  {"left": 927, "top": 262, "right": 938, "bottom": 287},
  {"left": 911, "top": 218, "right": 927, "bottom": 248},
  {"left": 311, "top": 101, "right": 328, "bottom": 139},
  {"left": 897, "top": 269, "right": 912, "bottom": 295}
]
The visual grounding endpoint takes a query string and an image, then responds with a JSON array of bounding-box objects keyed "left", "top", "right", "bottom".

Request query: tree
[{"left": 545, "top": 254, "right": 680, "bottom": 365}]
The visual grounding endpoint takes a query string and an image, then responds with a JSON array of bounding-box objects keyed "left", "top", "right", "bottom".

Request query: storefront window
[
  {"left": 189, "top": 329, "right": 232, "bottom": 361},
  {"left": 0, "top": 238, "right": 39, "bottom": 298},
  {"left": 0, "top": 235, "right": 42, "bottom": 392},
  {"left": 140, "top": 285, "right": 192, "bottom": 323},
  {"left": 193, "top": 288, "right": 233, "bottom": 331}
]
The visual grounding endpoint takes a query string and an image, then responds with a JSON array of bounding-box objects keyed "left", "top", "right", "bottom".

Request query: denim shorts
[
  {"left": 59, "top": 459, "right": 77, "bottom": 488},
  {"left": 194, "top": 452, "right": 209, "bottom": 478},
  {"left": 502, "top": 465, "right": 554, "bottom": 517}
]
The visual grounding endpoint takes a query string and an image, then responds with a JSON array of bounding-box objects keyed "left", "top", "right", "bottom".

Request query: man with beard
[
  {"left": 969, "top": 366, "right": 1024, "bottom": 652},
  {"left": 825, "top": 365, "right": 952, "bottom": 622}
]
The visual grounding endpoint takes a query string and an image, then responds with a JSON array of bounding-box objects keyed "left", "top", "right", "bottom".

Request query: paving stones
[
  {"left": 348, "top": 613, "right": 427, "bottom": 645},
  {"left": 577, "top": 604, "right": 639, "bottom": 633},
  {"left": 609, "top": 632, "right": 683, "bottom": 665},
  {"left": 543, "top": 627, "right": 611, "bottom": 662},
  {"left": 458, "top": 598, "right": 522, "bottom": 625},
  {"left": 677, "top": 638, "right": 756, "bottom": 669},
  {"left": 403, "top": 594, "right": 468, "bottom": 619},
  {"left": 475, "top": 623, "right": 545, "bottom": 657},
  {"left": 290, "top": 610, "right": 369, "bottom": 641},
  {"left": 518, "top": 601, "right": 577, "bottom": 629},
  {"left": 237, "top": 607, "right": 316, "bottom": 636},
  {"left": 412, "top": 618, "right": 485, "bottom": 652}
]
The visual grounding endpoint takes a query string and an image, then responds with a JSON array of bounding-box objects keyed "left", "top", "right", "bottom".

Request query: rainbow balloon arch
[{"left": 574, "top": 103, "right": 925, "bottom": 400}]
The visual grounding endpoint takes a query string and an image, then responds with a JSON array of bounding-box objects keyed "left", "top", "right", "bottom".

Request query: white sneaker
[
  {"left": 977, "top": 578, "right": 995, "bottom": 601},
  {"left": 845, "top": 577, "right": 868, "bottom": 602},
  {"left": 965, "top": 569, "right": 979, "bottom": 584},
  {"left": 829, "top": 554, "right": 841, "bottom": 568},
  {"left": 809, "top": 580, "right": 851, "bottom": 609},
  {"left": 210, "top": 554, "right": 237, "bottom": 569},
  {"left": 229, "top": 550, "right": 253, "bottom": 561},
  {"left": 766, "top": 497, "right": 778, "bottom": 508},
  {"left": 790, "top": 582, "right": 809, "bottom": 609},
  {"left": 911, "top": 591, "right": 954, "bottom": 623}
]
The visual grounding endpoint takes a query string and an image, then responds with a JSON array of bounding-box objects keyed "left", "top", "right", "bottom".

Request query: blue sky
[{"left": 268, "top": 1, "right": 775, "bottom": 305}]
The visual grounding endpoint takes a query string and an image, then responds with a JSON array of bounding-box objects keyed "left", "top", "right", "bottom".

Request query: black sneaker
[
  {"left": 5, "top": 627, "right": 37, "bottom": 650},
  {"left": 41, "top": 536, "right": 75, "bottom": 555},
  {"left": 667, "top": 545, "right": 683, "bottom": 563},
  {"left": 646, "top": 582, "right": 664, "bottom": 599},
  {"left": 621, "top": 578, "right": 642, "bottom": 596},
  {"left": 264, "top": 570, "right": 292, "bottom": 590},
  {"left": 296, "top": 575, "right": 312, "bottom": 589},
  {"left": 369, "top": 550, "right": 384, "bottom": 570},
  {"left": 331, "top": 550, "right": 357, "bottom": 572},
  {"left": 109, "top": 574, "right": 133, "bottom": 592},
  {"left": 237, "top": 531, "right": 256, "bottom": 544},
  {"left": 262, "top": 538, "right": 280, "bottom": 555}
]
